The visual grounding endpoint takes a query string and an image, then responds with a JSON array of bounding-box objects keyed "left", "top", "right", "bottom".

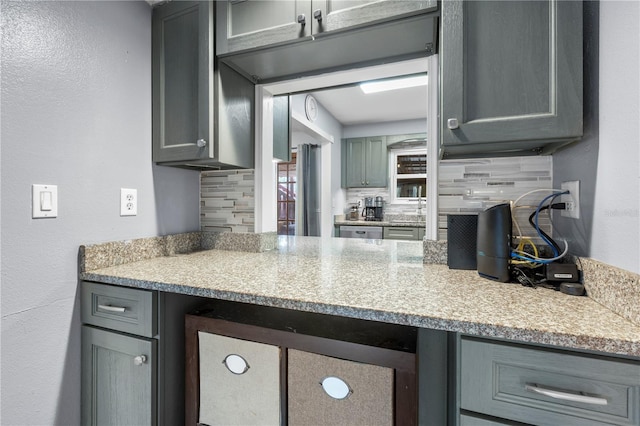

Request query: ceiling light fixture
[{"left": 359, "top": 74, "right": 428, "bottom": 94}]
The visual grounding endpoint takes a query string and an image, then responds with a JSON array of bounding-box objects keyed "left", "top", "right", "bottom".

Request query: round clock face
[{"left": 305, "top": 95, "right": 318, "bottom": 122}]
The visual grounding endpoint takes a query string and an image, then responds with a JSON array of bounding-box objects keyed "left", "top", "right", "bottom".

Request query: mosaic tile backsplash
[
  {"left": 201, "top": 170, "right": 255, "bottom": 233},
  {"left": 438, "top": 155, "right": 553, "bottom": 241},
  {"left": 346, "top": 155, "right": 554, "bottom": 241},
  {"left": 201, "top": 157, "right": 554, "bottom": 244}
]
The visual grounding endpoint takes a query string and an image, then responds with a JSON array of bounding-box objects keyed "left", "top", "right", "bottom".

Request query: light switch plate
[{"left": 32, "top": 184, "right": 58, "bottom": 218}]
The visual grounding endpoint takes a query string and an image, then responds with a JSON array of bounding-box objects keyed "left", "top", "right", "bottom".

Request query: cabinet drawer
[
  {"left": 81, "top": 281, "right": 156, "bottom": 337},
  {"left": 288, "top": 349, "right": 394, "bottom": 425},
  {"left": 460, "top": 413, "right": 511, "bottom": 425},
  {"left": 460, "top": 337, "right": 640, "bottom": 426},
  {"left": 198, "top": 331, "right": 280, "bottom": 425},
  {"left": 383, "top": 227, "right": 420, "bottom": 240}
]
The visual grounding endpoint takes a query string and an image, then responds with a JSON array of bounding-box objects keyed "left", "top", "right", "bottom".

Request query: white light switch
[{"left": 32, "top": 184, "right": 58, "bottom": 218}]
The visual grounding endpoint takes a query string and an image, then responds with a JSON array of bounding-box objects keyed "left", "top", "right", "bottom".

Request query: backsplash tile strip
[
  {"left": 347, "top": 155, "right": 554, "bottom": 242},
  {"left": 438, "top": 155, "right": 554, "bottom": 242},
  {"left": 201, "top": 170, "right": 256, "bottom": 233}
]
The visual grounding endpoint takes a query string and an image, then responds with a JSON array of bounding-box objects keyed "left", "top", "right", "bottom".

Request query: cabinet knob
[
  {"left": 447, "top": 118, "right": 459, "bottom": 130},
  {"left": 366, "top": 181, "right": 369, "bottom": 185},
  {"left": 196, "top": 138, "right": 207, "bottom": 148},
  {"left": 297, "top": 14, "right": 306, "bottom": 25},
  {"left": 361, "top": 181, "right": 365, "bottom": 185},
  {"left": 313, "top": 9, "right": 322, "bottom": 21},
  {"left": 133, "top": 355, "right": 147, "bottom": 366}
]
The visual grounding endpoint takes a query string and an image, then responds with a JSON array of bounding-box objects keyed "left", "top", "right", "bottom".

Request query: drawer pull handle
[
  {"left": 525, "top": 384, "right": 608, "bottom": 406},
  {"left": 223, "top": 354, "right": 249, "bottom": 375},
  {"left": 97, "top": 304, "right": 126, "bottom": 313},
  {"left": 320, "top": 376, "right": 352, "bottom": 400}
]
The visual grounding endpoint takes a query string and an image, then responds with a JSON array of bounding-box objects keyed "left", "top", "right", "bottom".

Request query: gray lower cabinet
[
  {"left": 216, "top": 0, "right": 436, "bottom": 55},
  {"left": 343, "top": 136, "right": 387, "bottom": 188},
  {"left": 152, "top": 1, "right": 254, "bottom": 169},
  {"left": 383, "top": 226, "right": 423, "bottom": 241},
  {"left": 440, "top": 0, "right": 583, "bottom": 159},
  {"left": 82, "top": 326, "right": 157, "bottom": 426},
  {"left": 81, "top": 282, "right": 159, "bottom": 425},
  {"left": 81, "top": 281, "right": 206, "bottom": 425},
  {"left": 459, "top": 336, "right": 640, "bottom": 426}
]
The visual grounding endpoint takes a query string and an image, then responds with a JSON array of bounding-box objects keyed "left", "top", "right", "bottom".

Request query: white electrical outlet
[
  {"left": 120, "top": 188, "right": 137, "bottom": 216},
  {"left": 561, "top": 181, "right": 580, "bottom": 219}
]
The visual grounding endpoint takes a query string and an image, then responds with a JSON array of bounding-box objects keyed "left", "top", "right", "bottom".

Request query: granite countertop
[
  {"left": 335, "top": 219, "right": 426, "bottom": 227},
  {"left": 80, "top": 235, "right": 640, "bottom": 357}
]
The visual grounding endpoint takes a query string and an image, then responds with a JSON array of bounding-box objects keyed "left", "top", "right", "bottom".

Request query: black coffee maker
[{"left": 362, "top": 197, "right": 376, "bottom": 221}]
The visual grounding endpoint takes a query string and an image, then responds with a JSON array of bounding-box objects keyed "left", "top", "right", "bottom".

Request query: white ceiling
[{"left": 309, "top": 82, "right": 428, "bottom": 126}]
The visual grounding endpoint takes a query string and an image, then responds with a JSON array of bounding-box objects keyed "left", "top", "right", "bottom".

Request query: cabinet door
[
  {"left": 217, "top": 0, "right": 311, "bottom": 55},
  {"left": 440, "top": 0, "right": 582, "bottom": 156},
  {"left": 82, "top": 326, "right": 157, "bottom": 426},
  {"left": 273, "top": 95, "right": 291, "bottom": 162},
  {"left": 152, "top": 1, "right": 214, "bottom": 163},
  {"left": 345, "top": 138, "right": 367, "bottom": 188},
  {"left": 365, "top": 136, "right": 388, "bottom": 187},
  {"left": 312, "top": 0, "right": 436, "bottom": 35}
]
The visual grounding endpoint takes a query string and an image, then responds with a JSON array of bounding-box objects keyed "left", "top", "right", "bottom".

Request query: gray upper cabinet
[
  {"left": 440, "top": 0, "right": 583, "bottom": 159},
  {"left": 344, "top": 136, "right": 387, "bottom": 188},
  {"left": 216, "top": 0, "right": 438, "bottom": 83},
  {"left": 216, "top": 0, "right": 312, "bottom": 54},
  {"left": 217, "top": 0, "right": 436, "bottom": 55},
  {"left": 272, "top": 95, "right": 291, "bottom": 162},
  {"left": 152, "top": 1, "right": 254, "bottom": 169}
]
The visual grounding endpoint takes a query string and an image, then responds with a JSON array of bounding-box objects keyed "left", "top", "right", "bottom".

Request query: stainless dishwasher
[{"left": 339, "top": 225, "right": 383, "bottom": 239}]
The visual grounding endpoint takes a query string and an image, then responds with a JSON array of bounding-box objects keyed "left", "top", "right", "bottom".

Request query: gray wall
[
  {"left": 552, "top": 0, "right": 599, "bottom": 258},
  {"left": 0, "top": 1, "right": 200, "bottom": 424},
  {"left": 553, "top": 1, "right": 640, "bottom": 274}
]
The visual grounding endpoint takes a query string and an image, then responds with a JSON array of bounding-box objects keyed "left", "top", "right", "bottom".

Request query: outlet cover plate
[
  {"left": 120, "top": 188, "right": 137, "bottom": 216},
  {"left": 561, "top": 181, "right": 580, "bottom": 219}
]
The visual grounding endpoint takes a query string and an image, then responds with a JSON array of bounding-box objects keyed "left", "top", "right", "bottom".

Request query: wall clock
[{"left": 305, "top": 94, "right": 318, "bottom": 122}]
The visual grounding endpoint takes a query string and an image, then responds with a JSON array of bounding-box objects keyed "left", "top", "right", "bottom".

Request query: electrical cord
[
  {"left": 511, "top": 188, "right": 566, "bottom": 241},
  {"left": 533, "top": 192, "right": 568, "bottom": 256},
  {"left": 528, "top": 204, "right": 565, "bottom": 255},
  {"left": 511, "top": 238, "right": 569, "bottom": 263}
]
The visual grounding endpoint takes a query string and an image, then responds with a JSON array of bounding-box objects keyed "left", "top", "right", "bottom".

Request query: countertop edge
[{"left": 80, "top": 270, "right": 640, "bottom": 359}]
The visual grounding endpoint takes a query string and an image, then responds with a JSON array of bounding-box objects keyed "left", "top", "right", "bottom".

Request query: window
[
  {"left": 277, "top": 153, "right": 296, "bottom": 235},
  {"left": 390, "top": 149, "right": 427, "bottom": 203}
]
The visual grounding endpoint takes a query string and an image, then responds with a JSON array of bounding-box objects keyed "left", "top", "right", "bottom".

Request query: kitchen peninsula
[
  {"left": 79, "top": 233, "right": 640, "bottom": 425},
  {"left": 80, "top": 233, "right": 640, "bottom": 356}
]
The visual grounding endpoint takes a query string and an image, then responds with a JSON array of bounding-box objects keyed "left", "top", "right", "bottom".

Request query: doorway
[{"left": 254, "top": 56, "right": 439, "bottom": 239}]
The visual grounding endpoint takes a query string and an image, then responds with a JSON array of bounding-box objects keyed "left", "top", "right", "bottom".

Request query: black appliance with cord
[
  {"left": 476, "top": 203, "right": 512, "bottom": 282},
  {"left": 362, "top": 197, "right": 383, "bottom": 221}
]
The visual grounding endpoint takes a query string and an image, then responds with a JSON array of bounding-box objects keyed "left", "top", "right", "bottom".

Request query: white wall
[
  {"left": 591, "top": 1, "right": 640, "bottom": 273},
  {"left": 291, "top": 94, "right": 345, "bottom": 234},
  {"left": 0, "top": 1, "right": 201, "bottom": 424}
]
